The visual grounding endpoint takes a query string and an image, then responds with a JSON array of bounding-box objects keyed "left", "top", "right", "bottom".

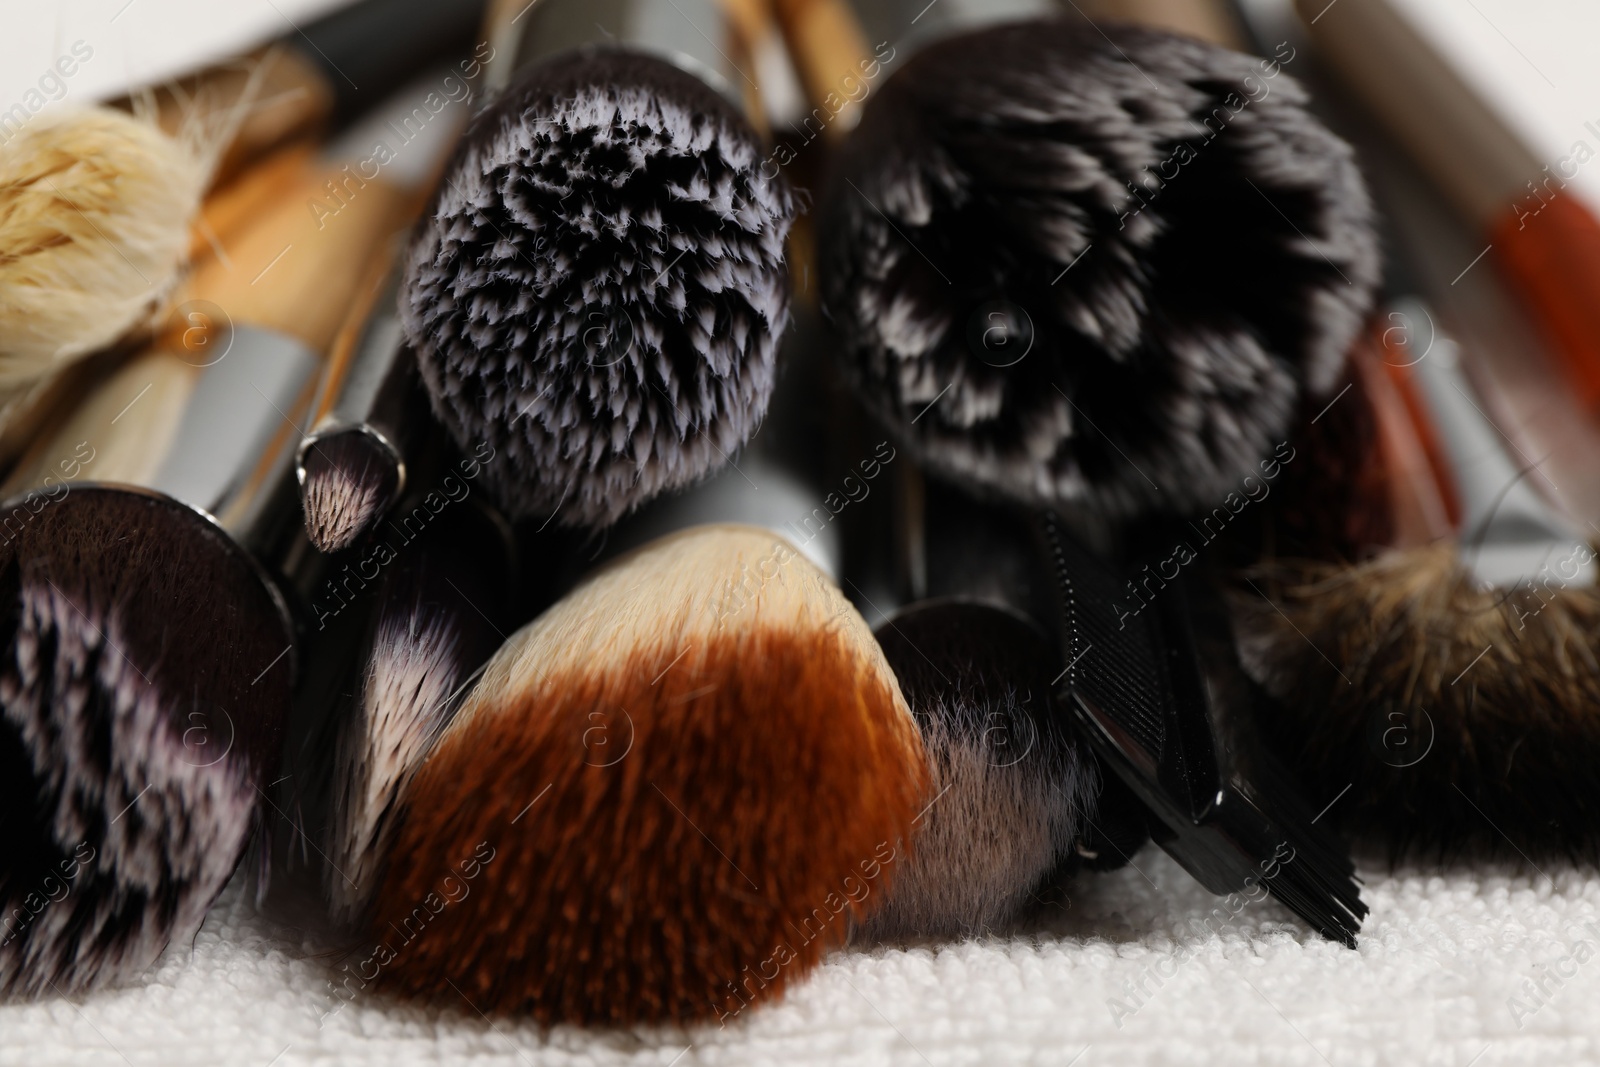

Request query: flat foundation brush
[
  {"left": 0, "top": 82, "right": 459, "bottom": 995},
  {"left": 367, "top": 309, "right": 926, "bottom": 1024},
  {"left": 813, "top": 0, "right": 1379, "bottom": 518},
  {"left": 399, "top": 0, "right": 799, "bottom": 531}
]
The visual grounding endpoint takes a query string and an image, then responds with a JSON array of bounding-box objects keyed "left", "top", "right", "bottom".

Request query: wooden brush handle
[
  {"left": 1354, "top": 326, "right": 1457, "bottom": 546},
  {"left": 189, "top": 139, "right": 315, "bottom": 261},
  {"left": 1490, "top": 195, "right": 1600, "bottom": 414},
  {"left": 770, "top": 0, "right": 873, "bottom": 139},
  {"left": 1078, "top": 0, "right": 1246, "bottom": 49},
  {"left": 177, "top": 159, "right": 417, "bottom": 357}
]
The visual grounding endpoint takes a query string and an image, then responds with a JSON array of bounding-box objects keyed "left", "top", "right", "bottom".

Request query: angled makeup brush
[
  {"left": 1040, "top": 512, "right": 1368, "bottom": 945},
  {"left": 814, "top": 3, "right": 1379, "bottom": 519},
  {"left": 1240, "top": 301, "right": 1600, "bottom": 861},
  {"left": 0, "top": 80, "right": 462, "bottom": 996},
  {"left": 399, "top": 0, "right": 799, "bottom": 531},
  {"left": 325, "top": 502, "right": 513, "bottom": 923},
  {"left": 368, "top": 302, "right": 925, "bottom": 1023}
]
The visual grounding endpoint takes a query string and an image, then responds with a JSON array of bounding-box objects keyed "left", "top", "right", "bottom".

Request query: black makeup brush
[
  {"left": 815, "top": 7, "right": 1379, "bottom": 519},
  {"left": 325, "top": 501, "right": 514, "bottom": 923},
  {"left": 864, "top": 602, "right": 1094, "bottom": 941},
  {"left": 842, "top": 466, "right": 1140, "bottom": 941},
  {"left": 298, "top": 261, "right": 421, "bottom": 553},
  {"left": 0, "top": 81, "right": 461, "bottom": 996},
  {"left": 399, "top": 0, "right": 799, "bottom": 531}
]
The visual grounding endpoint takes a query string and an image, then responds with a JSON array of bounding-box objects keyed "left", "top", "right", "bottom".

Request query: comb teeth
[{"left": 1037, "top": 512, "right": 1366, "bottom": 946}]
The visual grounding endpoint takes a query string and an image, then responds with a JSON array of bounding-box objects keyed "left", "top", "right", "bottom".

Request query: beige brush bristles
[
  {"left": 369, "top": 524, "right": 928, "bottom": 1024},
  {"left": 0, "top": 59, "right": 274, "bottom": 397}
]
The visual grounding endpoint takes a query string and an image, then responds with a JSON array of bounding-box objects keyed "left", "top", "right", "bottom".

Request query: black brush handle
[
  {"left": 1037, "top": 511, "right": 1367, "bottom": 946},
  {"left": 298, "top": 0, "right": 490, "bottom": 124}
]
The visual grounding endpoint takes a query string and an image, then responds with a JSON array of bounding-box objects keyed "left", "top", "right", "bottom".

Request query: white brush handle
[{"left": 1400, "top": 298, "right": 1595, "bottom": 590}]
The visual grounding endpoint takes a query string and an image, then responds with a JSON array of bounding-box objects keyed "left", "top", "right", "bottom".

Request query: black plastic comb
[{"left": 1035, "top": 511, "right": 1367, "bottom": 946}]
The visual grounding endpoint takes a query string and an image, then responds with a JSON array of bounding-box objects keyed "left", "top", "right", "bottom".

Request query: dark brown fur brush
[{"left": 1238, "top": 306, "right": 1600, "bottom": 861}]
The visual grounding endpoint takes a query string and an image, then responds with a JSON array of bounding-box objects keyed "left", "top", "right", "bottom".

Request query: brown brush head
[
  {"left": 300, "top": 431, "right": 403, "bottom": 553},
  {"left": 0, "top": 488, "right": 292, "bottom": 994},
  {"left": 367, "top": 525, "right": 925, "bottom": 1024},
  {"left": 1236, "top": 542, "right": 1600, "bottom": 862}
]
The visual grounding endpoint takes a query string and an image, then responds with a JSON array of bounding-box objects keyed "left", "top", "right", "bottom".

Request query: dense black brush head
[
  {"left": 864, "top": 601, "right": 1098, "bottom": 940},
  {"left": 818, "top": 20, "right": 1379, "bottom": 518},
  {"left": 0, "top": 489, "right": 292, "bottom": 995},
  {"left": 401, "top": 48, "right": 799, "bottom": 530}
]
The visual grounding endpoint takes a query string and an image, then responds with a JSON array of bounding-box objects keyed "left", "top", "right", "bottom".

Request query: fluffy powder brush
[
  {"left": 399, "top": 0, "right": 799, "bottom": 531},
  {"left": 816, "top": 10, "right": 1379, "bottom": 518}
]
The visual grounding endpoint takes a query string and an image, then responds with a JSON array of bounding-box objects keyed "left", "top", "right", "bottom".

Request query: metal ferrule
[
  {"left": 858, "top": 0, "right": 1057, "bottom": 57},
  {"left": 503, "top": 0, "right": 745, "bottom": 106},
  {"left": 296, "top": 262, "right": 410, "bottom": 498}
]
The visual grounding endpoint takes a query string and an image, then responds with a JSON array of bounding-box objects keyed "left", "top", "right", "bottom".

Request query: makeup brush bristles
[
  {"left": 400, "top": 49, "right": 799, "bottom": 530},
  {"left": 0, "top": 107, "right": 207, "bottom": 392},
  {"left": 819, "top": 20, "right": 1378, "bottom": 518},
  {"left": 1239, "top": 543, "right": 1600, "bottom": 860},
  {"left": 369, "top": 525, "right": 925, "bottom": 1023},
  {"left": 300, "top": 433, "right": 402, "bottom": 553},
  {"left": 862, "top": 604, "right": 1096, "bottom": 942},
  {"left": 0, "top": 491, "right": 291, "bottom": 994}
]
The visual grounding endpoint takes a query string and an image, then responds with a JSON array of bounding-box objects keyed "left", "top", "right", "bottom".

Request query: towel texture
[{"left": 5, "top": 847, "right": 1600, "bottom": 1065}]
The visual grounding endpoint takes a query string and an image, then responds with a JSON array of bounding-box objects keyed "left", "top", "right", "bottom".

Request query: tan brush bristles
[
  {"left": 369, "top": 524, "right": 927, "bottom": 1024},
  {"left": 0, "top": 107, "right": 207, "bottom": 392}
]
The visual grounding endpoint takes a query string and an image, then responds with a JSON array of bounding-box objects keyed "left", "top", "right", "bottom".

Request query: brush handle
[
  {"left": 139, "top": 0, "right": 489, "bottom": 184},
  {"left": 4, "top": 73, "right": 466, "bottom": 562},
  {"left": 769, "top": 0, "right": 875, "bottom": 138},
  {"left": 1077, "top": 0, "right": 1246, "bottom": 48},
  {"left": 1299, "top": 0, "right": 1600, "bottom": 414},
  {"left": 297, "top": 255, "right": 411, "bottom": 488},
  {"left": 1392, "top": 298, "right": 1595, "bottom": 589},
  {"left": 506, "top": 0, "right": 749, "bottom": 106}
]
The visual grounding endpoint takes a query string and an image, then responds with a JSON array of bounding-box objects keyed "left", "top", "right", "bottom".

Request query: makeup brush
[
  {"left": 0, "top": 105, "right": 211, "bottom": 394},
  {"left": 0, "top": 79, "right": 463, "bottom": 995},
  {"left": 297, "top": 259, "right": 418, "bottom": 553},
  {"left": 134, "top": 0, "right": 491, "bottom": 187},
  {"left": 367, "top": 302, "right": 925, "bottom": 1023},
  {"left": 1297, "top": 0, "right": 1600, "bottom": 414},
  {"left": 325, "top": 501, "right": 513, "bottom": 923},
  {"left": 814, "top": 4, "right": 1379, "bottom": 519},
  {"left": 850, "top": 473, "right": 1123, "bottom": 942},
  {"left": 1240, "top": 302, "right": 1600, "bottom": 861},
  {"left": 399, "top": 0, "right": 799, "bottom": 531}
]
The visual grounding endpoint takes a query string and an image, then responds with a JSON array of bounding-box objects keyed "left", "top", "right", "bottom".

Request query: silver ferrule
[
  {"left": 297, "top": 263, "right": 410, "bottom": 494},
  {"left": 503, "top": 0, "right": 744, "bottom": 106},
  {"left": 860, "top": 0, "right": 1057, "bottom": 56},
  {"left": 1399, "top": 298, "right": 1597, "bottom": 591}
]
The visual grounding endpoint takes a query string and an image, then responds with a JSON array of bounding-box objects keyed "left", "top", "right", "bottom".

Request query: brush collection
[{"left": 1, "top": 0, "right": 1595, "bottom": 1036}]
